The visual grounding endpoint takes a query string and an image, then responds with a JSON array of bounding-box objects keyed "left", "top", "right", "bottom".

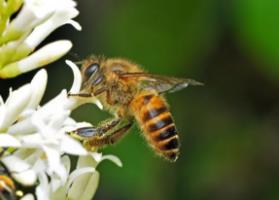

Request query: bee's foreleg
[
  {"left": 67, "top": 92, "right": 93, "bottom": 97},
  {"left": 86, "top": 122, "right": 133, "bottom": 147},
  {"left": 68, "top": 87, "right": 107, "bottom": 98}
]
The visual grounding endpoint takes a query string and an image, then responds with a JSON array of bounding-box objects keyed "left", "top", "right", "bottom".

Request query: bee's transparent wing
[{"left": 118, "top": 72, "right": 203, "bottom": 94}]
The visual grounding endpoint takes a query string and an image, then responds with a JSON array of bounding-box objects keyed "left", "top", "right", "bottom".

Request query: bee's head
[{"left": 80, "top": 56, "right": 106, "bottom": 90}]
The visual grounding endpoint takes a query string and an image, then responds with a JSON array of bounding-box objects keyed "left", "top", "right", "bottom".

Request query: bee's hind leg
[
  {"left": 73, "top": 118, "right": 133, "bottom": 148},
  {"left": 85, "top": 122, "right": 133, "bottom": 148},
  {"left": 74, "top": 118, "right": 121, "bottom": 137}
]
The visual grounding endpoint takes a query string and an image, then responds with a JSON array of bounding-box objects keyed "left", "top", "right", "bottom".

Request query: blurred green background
[{"left": 1, "top": 0, "right": 279, "bottom": 199}]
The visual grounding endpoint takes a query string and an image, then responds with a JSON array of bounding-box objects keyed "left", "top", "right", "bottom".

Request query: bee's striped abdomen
[{"left": 131, "top": 92, "right": 180, "bottom": 162}]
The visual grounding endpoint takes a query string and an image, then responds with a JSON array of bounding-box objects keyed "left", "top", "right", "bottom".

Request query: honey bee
[
  {"left": 0, "top": 162, "right": 24, "bottom": 200},
  {"left": 70, "top": 56, "right": 202, "bottom": 162},
  {"left": 0, "top": 175, "right": 16, "bottom": 200}
]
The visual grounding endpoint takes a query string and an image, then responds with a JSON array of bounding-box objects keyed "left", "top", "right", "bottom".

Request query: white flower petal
[
  {"left": 62, "top": 155, "right": 71, "bottom": 174},
  {"left": 50, "top": 176, "right": 63, "bottom": 193},
  {"left": 17, "top": 40, "right": 72, "bottom": 74},
  {"left": 50, "top": 155, "right": 71, "bottom": 192},
  {"left": 5, "top": 2, "right": 53, "bottom": 39},
  {"left": 48, "top": 110, "right": 70, "bottom": 131},
  {"left": 8, "top": 118, "right": 36, "bottom": 135},
  {"left": 1, "top": 155, "right": 31, "bottom": 172},
  {"left": 32, "top": 159, "right": 47, "bottom": 175},
  {"left": 78, "top": 171, "right": 100, "bottom": 200},
  {"left": 13, "top": 0, "right": 78, "bottom": 49},
  {"left": 90, "top": 152, "right": 103, "bottom": 163},
  {"left": 18, "top": 109, "right": 35, "bottom": 120},
  {"left": 1, "top": 155, "right": 37, "bottom": 186},
  {"left": 66, "top": 167, "right": 95, "bottom": 190},
  {"left": 20, "top": 194, "right": 35, "bottom": 200},
  {"left": 36, "top": 172, "right": 50, "bottom": 200},
  {"left": 0, "top": 96, "right": 4, "bottom": 105},
  {"left": 66, "top": 60, "right": 82, "bottom": 93},
  {"left": 60, "top": 136, "right": 87, "bottom": 155},
  {"left": 63, "top": 117, "right": 77, "bottom": 126},
  {"left": 20, "top": 134, "right": 45, "bottom": 147},
  {"left": 13, "top": 169, "right": 37, "bottom": 186},
  {"left": 0, "top": 134, "right": 21, "bottom": 147},
  {"left": 77, "top": 154, "right": 98, "bottom": 169},
  {"left": 24, "top": 5, "right": 78, "bottom": 48},
  {"left": 67, "top": 169, "right": 99, "bottom": 200},
  {"left": 27, "top": 69, "right": 48, "bottom": 109},
  {"left": 43, "top": 146, "right": 67, "bottom": 183},
  {"left": 67, "top": 20, "right": 82, "bottom": 31},
  {"left": 95, "top": 100, "right": 104, "bottom": 110},
  {"left": 13, "top": 149, "right": 38, "bottom": 161},
  {"left": 63, "top": 154, "right": 100, "bottom": 199},
  {"left": 0, "top": 84, "right": 32, "bottom": 130},
  {"left": 101, "top": 154, "right": 123, "bottom": 167},
  {"left": 36, "top": 89, "right": 68, "bottom": 115},
  {"left": 51, "top": 186, "right": 67, "bottom": 200},
  {"left": 89, "top": 153, "right": 122, "bottom": 167},
  {"left": 23, "top": 0, "right": 56, "bottom": 19},
  {"left": 31, "top": 113, "right": 58, "bottom": 138}
]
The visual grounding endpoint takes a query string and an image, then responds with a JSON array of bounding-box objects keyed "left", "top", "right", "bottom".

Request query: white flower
[
  {"left": 0, "top": 0, "right": 80, "bottom": 78},
  {"left": 0, "top": 61, "right": 121, "bottom": 200},
  {"left": 20, "top": 194, "right": 35, "bottom": 200},
  {"left": 1, "top": 1, "right": 123, "bottom": 199},
  {"left": 51, "top": 153, "right": 122, "bottom": 200}
]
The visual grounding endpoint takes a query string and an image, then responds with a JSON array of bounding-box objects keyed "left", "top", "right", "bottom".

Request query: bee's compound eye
[{"left": 85, "top": 63, "right": 99, "bottom": 78}]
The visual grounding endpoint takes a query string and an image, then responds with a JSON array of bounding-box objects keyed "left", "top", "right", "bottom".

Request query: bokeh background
[{"left": 1, "top": 0, "right": 279, "bottom": 199}]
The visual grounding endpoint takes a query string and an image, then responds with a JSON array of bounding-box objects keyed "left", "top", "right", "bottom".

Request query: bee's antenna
[
  {"left": 68, "top": 52, "right": 85, "bottom": 65},
  {"left": 74, "top": 60, "right": 85, "bottom": 65},
  {"left": 68, "top": 52, "right": 80, "bottom": 60}
]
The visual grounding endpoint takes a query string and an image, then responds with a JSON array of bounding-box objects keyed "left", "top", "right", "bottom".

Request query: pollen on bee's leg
[{"left": 84, "top": 141, "right": 99, "bottom": 151}]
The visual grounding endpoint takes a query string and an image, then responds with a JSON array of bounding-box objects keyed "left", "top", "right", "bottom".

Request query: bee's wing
[{"left": 118, "top": 72, "right": 203, "bottom": 94}]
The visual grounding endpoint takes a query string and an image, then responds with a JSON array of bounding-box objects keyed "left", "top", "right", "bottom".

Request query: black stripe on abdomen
[
  {"left": 142, "top": 106, "right": 168, "bottom": 122},
  {"left": 147, "top": 115, "right": 173, "bottom": 132},
  {"left": 163, "top": 137, "right": 180, "bottom": 150},
  {"left": 154, "top": 125, "right": 177, "bottom": 141}
]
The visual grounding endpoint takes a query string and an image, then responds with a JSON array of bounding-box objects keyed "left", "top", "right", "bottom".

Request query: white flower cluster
[
  {"left": 0, "top": 61, "right": 122, "bottom": 200},
  {"left": 0, "top": 1, "right": 123, "bottom": 199},
  {"left": 0, "top": 0, "right": 81, "bottom": 78}
]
